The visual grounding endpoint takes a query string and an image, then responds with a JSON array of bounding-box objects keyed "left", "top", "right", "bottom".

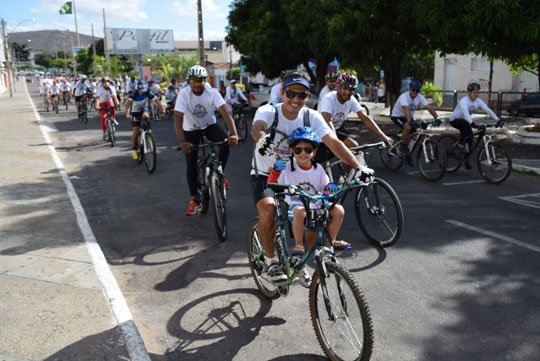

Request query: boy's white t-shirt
[
  {"left": 96, "top": 85, "right": 117, "bottom": 103},
  {"left": 251, "top": 103, "right": 331, "bottom": 176},
  {"left": 319, "top": 91, "right": 362, "bottom": 130},
  {"left": 391, "top": 91, "right": 429, "bottom": 118},
  {"left": 276, "top": 159, "right": 329, "bottom": 207},
  {"left": 175, "top": 87, "right": 225, "bottom": 131}
]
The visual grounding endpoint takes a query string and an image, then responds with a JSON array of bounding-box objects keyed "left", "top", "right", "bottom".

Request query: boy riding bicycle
[{"left": 267, "top": 126, "right": 347, "bottom": 285}]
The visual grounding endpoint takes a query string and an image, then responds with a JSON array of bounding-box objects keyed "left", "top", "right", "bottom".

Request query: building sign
[{"left": 107, "top": 28, "right": 174, "bottom": 55}]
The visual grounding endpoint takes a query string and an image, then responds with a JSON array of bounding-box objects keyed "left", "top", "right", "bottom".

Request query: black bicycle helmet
[
  {"left": 337, "top": 72, "right": 358, "bottom": 89},
  {"left": 325, "top": 72, "right": 338, "bottom": 81},
  {"left": 467, "top": 82, "right": 481, "bottom": 92}
]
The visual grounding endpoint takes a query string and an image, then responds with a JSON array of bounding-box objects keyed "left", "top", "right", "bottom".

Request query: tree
[
  {"left": 34, "top": 52, "right": 53, "bottom": 68},
  {"left": 11, "top": 42, "right": 30, "bottom": 61}
]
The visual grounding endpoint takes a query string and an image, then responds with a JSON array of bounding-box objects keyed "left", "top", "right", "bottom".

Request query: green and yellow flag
[{"left": 59, "top": 1, "right": 73, "bottom": 15}]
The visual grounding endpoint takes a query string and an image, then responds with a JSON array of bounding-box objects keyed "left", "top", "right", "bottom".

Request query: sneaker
[
  {"left": 223, "top": 176, "right": 230, "bottom": 190},
  {"left": 263, "top": 262, "right": 287, "bottom": 283},
  {"left": 131, "top": 149, "right": 139, "bottom": 160},
  {"left": 298, "top": 268, "right": 312, "bottom": 288},
  {"left": 185, "top": 200, "right": 202, "bottom": 216}
]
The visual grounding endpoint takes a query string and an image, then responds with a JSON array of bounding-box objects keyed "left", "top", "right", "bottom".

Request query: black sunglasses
[
  {"left": 293, "top": 146, "right": 314, "bottom": 154},
  {"left": 411, "top": 89, "right": 421, "bottom": 93},
  {"left": 285, "top": 89, "right": 309, "bottom": 100}
]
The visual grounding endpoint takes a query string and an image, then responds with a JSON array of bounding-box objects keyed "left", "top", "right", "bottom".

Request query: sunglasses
[
  {"left": 190, "top": 78, "right": 206, "bottom": 85},
  {"left": 293, "top": 146, "right": 314, "bottom": 154},
  {"left": 411, "top": 89, "right": 421, "bottom": 93},
  {"left": 285, "top": 89, "right": 309, "bottom": 100}
]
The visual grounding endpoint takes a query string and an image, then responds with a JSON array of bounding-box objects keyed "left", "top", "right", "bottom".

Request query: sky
[{"left": 2, "top": 0, "right": 234, "bottom": 40}]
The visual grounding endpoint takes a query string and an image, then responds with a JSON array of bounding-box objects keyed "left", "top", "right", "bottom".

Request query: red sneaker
[{"left": 185, "top": 200, "right": 202, "bottom": 216}]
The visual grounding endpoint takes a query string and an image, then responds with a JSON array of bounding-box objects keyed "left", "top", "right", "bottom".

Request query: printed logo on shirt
[
  {"left": 334, "top": 112, "right": 346, "bottom": 126},
  {"left": 193, "top": 104, "right": 208, "bottom": 118},
  {"left": 409, "top": 103, "right": 417, "bottom": 112},
  {"left": 468, "top": 105, "right": 477, "bottom": 114}
]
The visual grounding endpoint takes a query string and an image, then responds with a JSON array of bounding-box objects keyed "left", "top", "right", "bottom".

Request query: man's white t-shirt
[
  {"left": 175, "top": 87, "right": 225, "bottom": 131},
  {"left": 251, "top": 104, "right": 331, "bottom": 176},
  {"left": 73, "top": 80, "right": 88, "bottom": 97},
  {"left": 165, "top": 89, "right": 176, "bottom": 103},
  {"left": 319, "top": 91, "right": 362, "bottom": 130},
  {"left": 41, "top": 84, "right": 50, "bottom": 95},
  {"left": 269, "top": 82, "right": 282, "bottom": 104},
  {"left": 225, "top": 85, "right": 247, "bottom": 104},
  {"left": 50, "top": 84, "right": 60, "bottom": 95},
  {"left": 391, "top": 91, "right": 429, "bottom": 118},
  {"left": 96, "top": 85, "right": 117, "bottom": 103},
  {"left": 450, "top": 96, "right": 499, "bottom": 124},
  {"left": 60, "top": 82, "right": 71, "bottom": 92},
  {"left": 276, "top": 159, "right": 329, "bottom": 207}
]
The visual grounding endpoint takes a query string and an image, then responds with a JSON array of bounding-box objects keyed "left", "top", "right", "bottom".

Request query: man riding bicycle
[
  {"left": 126, "top": 82, "right": 164, "bottom": 160},
  {"left": 251, "top": 69, "right": 374, "bottom": 283},
  {"left": 317, "top": 72, "right": 338, "bottom": 106},
  {"left": 449, "top": 82, "right": 500, "bottom": 169},
  {"left": 60, "top": 79, "right": 71, "bottom": 104},
  {"left": 174, "top": 65, "right": 239, "bottom": 216},
  {"left": 72, "top": 75, "right": 89, "bottom": 119},
  {"left": 391, "top": 80, "right": 439, "bottom": 154},
  {"left": 95, "top": 77, "right": 120, "bottom": 141},
  {"left": 225, "top": 79, "right": 248, "bottom": 116}
]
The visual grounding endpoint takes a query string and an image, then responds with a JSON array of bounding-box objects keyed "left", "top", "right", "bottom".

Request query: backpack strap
[{"left": 303, "top": 107, "right": 310, "bottom": 127}]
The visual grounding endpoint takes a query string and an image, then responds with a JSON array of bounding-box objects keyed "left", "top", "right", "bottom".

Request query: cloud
[
  {"left": 30, "top": 0, "right": 148, "bottom": 22},
  {"left": 173, "top": 29, "right": 226, "bottom": 41},
  {"left": 171, "top": 0, "right": 226, "bottom": 20}
]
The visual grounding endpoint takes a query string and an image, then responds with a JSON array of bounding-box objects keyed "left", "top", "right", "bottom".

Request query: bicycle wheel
[
  {"left": 354, "top": 177, "right": 403, "bottom": 248},
  {"left": 209, "top": 171, "right": 227, "bottom": 241},
  {"left": 46, "top": 100, "right": 50, "bottom": 112},
  {"left": 438, "top": 135, "right": 461, "bottom": 173},
  {"left": 236, "top": 113, "right": 249, "bottom": 142},
  {"left": 380, "top": 135, "right": 404, "bottom": 171},
  {"left": 65, "top": 95, "right": 69, "bottom": 110},
  {"left": 477, "top": 142, "right": 512, "bottom": 184},
  {"left": 416, "top": 138, "right": 446, "bottom": 182},
  {"left": 247, "top": 218, "right": 280, "bottom": 299},
  {"left": 143, "top": 132, "right": 157, "bottom": 174},
  {"left": 55, "top": 98, "right": 59, "bottom": 114},
  {"left": 310, "top": 262, "right": 374, "bottom": 361},
  {"left": 107, "top": 118, "right": 116, "bottom": 147},
  {"left": 196, "top": 159, "right": 210, "bottom": 214}
]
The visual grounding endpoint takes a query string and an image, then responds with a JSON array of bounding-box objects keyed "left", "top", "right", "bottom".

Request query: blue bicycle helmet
[
  {"left": 288, "top": 126, "right": 320, "bottom": 145},
  {"left": 409, "top": 80, "right": 422, "bottom": 90}
]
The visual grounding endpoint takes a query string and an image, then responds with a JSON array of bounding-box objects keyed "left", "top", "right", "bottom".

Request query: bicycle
[
  {"left": 101, "top": 106, "right": 118, "bottom": 147},
  {"left": 191, "top": 139, "right": 228, "bottom": 242},
  {"left": 62, "top": 91, "right": 69, "bottom": 110},
  {"left": 134, "top": 116, "right": 157, "bottom": 174},
  {"left": 323, "top": 142, "right": 404, "bottom": 248},
  {"left": 79, "top": 94, "right": 88, "bottom": 123},
  {"left": 52, "top": 94, "right": 59, "bottom": 114},
  {"left": 165, "top": 102, "right": 175, "bottom": 121},
  {"left": 232, "top": 102, "right": 248, "bottom": 142},
  {"left": 438, "top": 121, "right": 511, "bottom": 184},
  {"left": 149, "top": 100, "right": 160, "bottom": 122},
  {"left": 380, "top": 119, "right": 447, "bottom": 182},
  {"left": 45, "top": 96, "right": 51, "bottom": 112},
  {"left": 247, "top": 181, "right": 374, "bottom": 360}
]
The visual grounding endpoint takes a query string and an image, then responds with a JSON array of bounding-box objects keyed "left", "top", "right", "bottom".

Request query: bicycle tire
[
  {"left": 65, "top": 96, "right": 69, "bottom": 110},
  {"left": 354, "top": 177, "right": 403, "bottom": 248},
  {"left": 55, "top": 98, "right": 59, "bottom": 114},
  {"left": 247, "top": 218, "right": 280, "bottom": 299},
  {"left": 209, "top": 172, "right": 227, "bottom": 241},
  {"left": 416, "top": 138, "right": 447, "bottom": 182},
  {"left": 380, "top": 135, "right": 404, "bottom": 171},
  {"left": 236, "top": 113, "right": 249, "bottom": 142},
  {"left": 477, "top": 142, "right": 512, "bottom": 184},
  {"left": 107, "top": 117, "right": 116, "bottom": 147},
  {"left": 143, "top": 132, "right": 157, "bottom": 174},
  {"left": 438, "top": 135, "right": 461, "bottom": 173},
  {"left": 310, "top": 262, "right": 374, "bottom": 361},
  {"left": 196, "top": 159, "right": 210, "bottom": 214},
  {"left": 136, "top": 133, "right": 144, "bottom": 164}
]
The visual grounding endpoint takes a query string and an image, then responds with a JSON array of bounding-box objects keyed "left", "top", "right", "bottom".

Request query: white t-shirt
[
  {"left": 127, "top": 80, "right": 138, "bottom": 93},
  {"left": 149, "top": 84, "right": 161, "bottom": 94},
  {"left": 175, "top": 87, "right": 225, "bottom": 131},
  {"left": 165, "top": 89, "right": 176, "bottom": 103},
  {"left": 450, "top": 96, "right": 499, "bottom": 124},
  {"left": 318, "top": 85, "right": 332, "bottom": 107},
  {"left": 319, "top": 91, "right": 362, "bottom": 130},
  {"left": 225, "top": 85, "right": 247, "bottom": 104},
  {"left": 41, "top": 84, "right": 50, "bottom": 95},
  {"left": 96, "top": 85, "right": 117, "bottom": 103},
  {"left": 391, "top": 91, "right": 429, "bottom": 118},
  {"left": 276, "top": 159, "right": 329, "bottom": 207},
  {"left": 50, "top": 84, "right": 60, "bottom": 95},
  {"left": 73, "top": 80, "right": 88, "bottom": 97},
  {"left": 60, "top": 82, "right": 71, "bottom": 92},
  {"left": 269, "top": 83, "right": 282, "bottom": 104},
  {"left": 251, "top": 104, "right": 332, "bottom": 176}
]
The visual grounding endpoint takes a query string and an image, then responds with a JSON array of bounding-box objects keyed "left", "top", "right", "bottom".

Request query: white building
[{"left": 434, "top": 52, "right": 538, "bottom": 93}]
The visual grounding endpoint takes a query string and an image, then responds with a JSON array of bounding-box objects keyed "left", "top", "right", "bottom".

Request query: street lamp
[{"left": 10, "top": 18, "right": 36, "bottom": 33}]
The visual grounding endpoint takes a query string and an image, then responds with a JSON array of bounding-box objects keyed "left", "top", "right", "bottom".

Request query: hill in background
[{"left": 8, "top": 30, "right": 100, "bottom": 54}]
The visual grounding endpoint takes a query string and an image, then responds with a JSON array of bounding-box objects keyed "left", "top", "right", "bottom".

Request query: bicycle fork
[
  {"left": 315, "top": 248, "right": 345, "bottom": 321},
  {"left": 482, "top": 136, "right": 496, "bottom": 166}
]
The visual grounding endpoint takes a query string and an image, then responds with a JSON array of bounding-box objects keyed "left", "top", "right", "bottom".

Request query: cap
[
  {"left": 230, "top": 79, "right": 237, "bottom": 83},
  {"left": 282, "top": 76, "right": 310, "bottom": 89}
]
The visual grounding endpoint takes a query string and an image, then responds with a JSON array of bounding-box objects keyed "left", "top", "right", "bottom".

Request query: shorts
[
  {"left": 250, "top": 175, "right": 275, "bottom": 206},
  {"left": 75, "top": 95, "right": 84, "bottom": 102},
  {"left": 314, "top": 127, "right": 349, "bottom": 164},
  {"left": 131, "top": 112, "right": 144, "bottom": 127},
  {"left": 287, "top": 204, "right": 304, "bottom": 222}
]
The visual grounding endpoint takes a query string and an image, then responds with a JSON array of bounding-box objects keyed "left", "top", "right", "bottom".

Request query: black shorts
[
  {"left": 314, "top": 127, "right": 349, "bottom": 164},
  {"left": 131, "top": 112, "right": 144, "bottom": 127},
  {"left": 75, "top": 95, "right": 84, "bottom": 102},
  {"left": 250, "top": 175, "right": 275, "bottom": 206}
]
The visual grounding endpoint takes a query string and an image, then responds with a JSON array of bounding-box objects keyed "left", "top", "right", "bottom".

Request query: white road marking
[
  {"left": 25, "top": 83, "right": 151, "bottom": 361},
  {"left": 443, "top": 180, "right": 485, "bottom": 186},
  {"left": 499, "top": 193, "right": 540, "bottom": 210},
  {"left": 446, "top": 219, "right": 540, "bottom": 253}
]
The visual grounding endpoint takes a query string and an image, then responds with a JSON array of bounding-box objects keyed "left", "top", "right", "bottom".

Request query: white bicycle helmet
[{"left": 188, "top": 65, "right": 208, "bottom": 79}]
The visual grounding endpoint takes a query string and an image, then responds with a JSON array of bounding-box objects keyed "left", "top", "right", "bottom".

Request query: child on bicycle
[{"left": 267, "top": 126, "right": 348, "bottom": 280}]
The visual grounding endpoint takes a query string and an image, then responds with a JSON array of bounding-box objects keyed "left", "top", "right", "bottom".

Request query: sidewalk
[{"left": 0, "top": 81, "right": 147, "bottom": 360}]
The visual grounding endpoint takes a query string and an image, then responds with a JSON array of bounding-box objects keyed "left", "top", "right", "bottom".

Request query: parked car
[
  {"left": 249, "top": 85, "right": 319, "bottom": 110},
  {"left": 509, "top": 95, "right": 540, "bottom": 116}
]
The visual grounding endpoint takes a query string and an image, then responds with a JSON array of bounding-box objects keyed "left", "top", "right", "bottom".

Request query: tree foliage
[
  {"left": 12, "top": 42, "right": 31, "bottom": 61},
  {"left": 34, "top": 52, "right": 53, "bottom": 68}
]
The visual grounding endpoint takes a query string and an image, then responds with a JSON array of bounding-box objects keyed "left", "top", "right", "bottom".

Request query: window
[{"left": 471, "top": 58, "right": 490, "bottom": 72}]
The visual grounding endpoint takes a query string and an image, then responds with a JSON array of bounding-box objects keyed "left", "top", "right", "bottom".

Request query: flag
[{"left": 59, "top": 1, "right": 73, "bottom": 15}]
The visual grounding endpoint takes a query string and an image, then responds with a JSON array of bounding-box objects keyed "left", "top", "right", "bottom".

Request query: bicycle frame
[
  {"left": 324, "top": 141, "right": 386, "bottom": 183},
  {"left": 138, "top": 118, "right": 152, "bottom": 154}
]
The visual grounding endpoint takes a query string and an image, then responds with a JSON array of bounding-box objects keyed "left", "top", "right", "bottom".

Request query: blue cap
[{"left": 282, "top": 76, "right": 310, "bottom": 89}]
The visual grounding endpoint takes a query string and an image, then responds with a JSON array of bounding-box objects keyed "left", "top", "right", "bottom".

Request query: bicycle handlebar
[
  {"left": 350, "top": 141, "right": 386, "bottom": 152},
  {"left": 190, "top": 140, "right": 228, "bottom": 150}
]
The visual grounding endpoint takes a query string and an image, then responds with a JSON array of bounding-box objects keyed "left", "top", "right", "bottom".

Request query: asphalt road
[{"left": 30, "top": 83, "right": 540, "bottom": 361}]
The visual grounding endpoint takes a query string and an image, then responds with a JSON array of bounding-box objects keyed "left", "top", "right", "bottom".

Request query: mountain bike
[
  {"left": 52, "top": 94, "right": 59, "bottom": 114},
  {"left": 380, "top": 119, "right": 447, "bottom": 182},
  {"left": 45, "top": 96, "right": 51, "bottom": 112},
  {"left": 323, "top": 142, "right": 403, "bottom": 248},
  {"left": 101, "top": 106, "right": 118, "bottom": 147},
  {"left": 79, "top": 94, "right": 88, "bottom": 123},
  {"left": 247, "top": 181, "right": 374, "bottom": 360},
  {"left": 232, "top": 102, "right": 248, "bottom": 142},
  {"left": 62, "top": 91, "right": 69, "bottom": 110},
  {"left": 134, "top": 116, "right": 157, "bottom": 174},
  {"left": 438, "top": 121, "right": 511, "bottom": 184},
  {"left": 191, "top": 139, "right": 228, "bottom": 242}
]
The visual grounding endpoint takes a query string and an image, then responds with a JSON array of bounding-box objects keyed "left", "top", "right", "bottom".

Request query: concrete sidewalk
[{"left": 0, "top": 82, "right": 147, "bottom": 360}]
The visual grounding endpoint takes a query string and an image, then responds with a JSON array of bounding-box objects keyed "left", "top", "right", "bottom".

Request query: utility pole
[
  {"left": 197, "top": 0, "right": 205, "bottom": 66},
  {"left": 103, "top": 9, "right": 110, "bottom": 75},
  {"left": 1, "top": 18, "right": 13, "bottom": 97}
]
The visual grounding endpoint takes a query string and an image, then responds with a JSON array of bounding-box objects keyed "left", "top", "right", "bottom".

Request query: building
[{"left": 434, "top": 52, "right": 539, "bottom": 93}]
